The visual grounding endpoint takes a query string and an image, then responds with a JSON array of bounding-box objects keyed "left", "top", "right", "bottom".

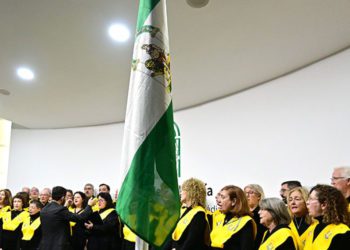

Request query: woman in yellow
[
  {"left": 258, "top": 198, "right": 297, "bottom": 250},
  {"left": 84, "top": 192, "right": 122, "bottom": 250},
  {"left": 70, "top": 191, "right": 88, "bottom": 250},
  {"left": 244, "top": 184, "right": 266, "bottom": 250},
  {"left": 0, "top": 193, "right": 29, "bottom": 249},
  {"left": 287, "top": 187, "right": 316, "bottom": 250},
  {"left": 305, "top": 184, "right": 350, "bottom": 249},
  {"left": 21, "top": 200, "right": 43, "bottom": 250},
  {"left": 0, "top": 189, "right": 12, "bottom": 217},
  {"left": 210, "top": 185, "right": 256, "bottom": 250},
  {"left": 164, "top": 177, "right": 210, "bottom": 250}
]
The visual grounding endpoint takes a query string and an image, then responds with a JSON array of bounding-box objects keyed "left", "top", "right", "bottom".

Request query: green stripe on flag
[
  {"left": 136, "top": 0, "right": 160, "bottom": 32},
  {"left": 117, "top": 103, "right": 180, "bottom": 247}
]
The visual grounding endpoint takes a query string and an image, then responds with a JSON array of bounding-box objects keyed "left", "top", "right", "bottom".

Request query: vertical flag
[{"left": 116, "top": 0, "right": 180, "bottom": 248}]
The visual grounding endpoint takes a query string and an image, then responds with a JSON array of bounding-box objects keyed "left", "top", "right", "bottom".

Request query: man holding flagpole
[{"left": 117, "top": 0, "right": 180, "bottom": 249}]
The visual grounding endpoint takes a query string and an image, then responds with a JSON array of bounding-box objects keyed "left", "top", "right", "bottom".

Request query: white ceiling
[{"left": 1, "top": 0, "right": 350, "bottom": 129}]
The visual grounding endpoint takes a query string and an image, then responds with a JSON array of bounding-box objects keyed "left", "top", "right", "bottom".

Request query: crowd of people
[{"left": 0, "top": 167, "right": 350, "bottom": 250}]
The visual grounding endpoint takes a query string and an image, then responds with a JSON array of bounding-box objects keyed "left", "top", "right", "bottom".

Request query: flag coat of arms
[{"left": 116, "top": 0, "right": 180, "bottom": 248}]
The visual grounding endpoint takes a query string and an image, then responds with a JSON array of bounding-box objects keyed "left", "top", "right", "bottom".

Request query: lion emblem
[{"left": 141, "top": 43, "right": 172, "bottom": 93}]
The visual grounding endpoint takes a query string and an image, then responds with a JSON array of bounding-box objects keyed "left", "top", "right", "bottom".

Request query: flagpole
[
  {"left": 135, "top": 237, "right": 149, "bottom": 250},
  {"left": 117, "top": 0, "right": 180, "bottom": 248}
]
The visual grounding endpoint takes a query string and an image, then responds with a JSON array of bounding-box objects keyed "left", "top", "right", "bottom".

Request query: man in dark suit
[{"left": 39, "top": 186, "right": 96, "bottom": 250}]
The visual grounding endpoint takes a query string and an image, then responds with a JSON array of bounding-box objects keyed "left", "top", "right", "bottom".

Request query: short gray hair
[
  {"left": 260, "top": 198, "right": 291, "bottom": 225},
  {"left": 334, "top": 166, "right": 350, "bottom": 178},
  {"left": 41, "top": 188, "right": 52, "bottom": 196},
  {"left": 244, "top": 184, "right": 265, "bottom": 199}
]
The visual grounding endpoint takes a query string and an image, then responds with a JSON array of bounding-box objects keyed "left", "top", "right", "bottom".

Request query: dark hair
[
  {"left": 17, "top": 191, "right": 30, "bottom": 208},
  {"left": 221, "top": 185, "right": 252, "bottom": 217},
  {"left": 52, "top": 186, "right": 67, "bottom": 201},
  {"left": 99, "top": 183, "right": 111, "bottom": 192},
  {"left": 281, "top": 180, "right": 302, "bottom": 189},
  {"left": 72, "top": 191, "right": 88, "bottom": 208},
  {"left": 30, "top": 199, "right": 43, "bottom": 209},
  {"left": 98, "top": 192, "right": 114, "bottom": 209},
  {"left": 310, "top": 184, "right": 350, "bottom": 226},
  {"left": 12, "top": 194, "right": 26, "bottom": 209},
  {"left": 66, "top": 189, "right": 73, "bottom": 195}
]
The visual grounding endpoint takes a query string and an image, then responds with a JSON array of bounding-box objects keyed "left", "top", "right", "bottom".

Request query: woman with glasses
[
  {"left": 258, "top": 198, "right": 297, "bottom": 250},
  {"left": 210, "top": 185, "right": 256, "bottom": 250},
  {"left": 85, "top": 192, "right": 122, "bottom": 250},
  {"left": 244, "top": 184, "right": 267, "bottom": 249},
  {"left": 287, "top": 187, "right": 316, "bottom": 250},
  {"left": 305, "top": 184, "right": 350, "bottom": 249}
]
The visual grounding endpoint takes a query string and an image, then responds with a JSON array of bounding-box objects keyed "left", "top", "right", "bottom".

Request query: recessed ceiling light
[
  {"left": 108, "top": 24, "right": 130, "bottom": 42},
  {"left": 186, "top": 0, "right": 209, "bottom": 8},
  {"left": 16, "top": 67, "right": 35, "bottom": 81}
]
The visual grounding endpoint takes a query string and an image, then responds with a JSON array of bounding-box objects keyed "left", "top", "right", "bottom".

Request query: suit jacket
[{"left": 39, "top": 201, "right": 92, "bottom": 250}]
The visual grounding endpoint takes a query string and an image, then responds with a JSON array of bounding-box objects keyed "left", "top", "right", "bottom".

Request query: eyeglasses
[
  {"left": 288, "top": 197, "right": 303, "bottom": 202},
  {"left": 330, "top": 176, "right": 348, "bottom": 181},
  {"left": 307, "top": 197, "right": 319, "bottom": 202},
  {"left": 245, "top": 191, "right": 257, "bottom": 196}
]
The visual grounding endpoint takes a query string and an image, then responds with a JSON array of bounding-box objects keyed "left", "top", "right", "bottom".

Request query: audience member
[
  {"left": 163, "top": 178, "right": 210, "bottom": 250},
  {"left": 21, "top": 200, "right": 43, "bottom": 250},
  {"left": 39, "top": 186, "right": 96, "bottom": 250},
  {"left": 85, "top": 192, "right": 122, "bottom": 250},
  {"left": 84, "top": 183, "right": 95, "bottom": 199},
  {"left": 0, "top": 193, "right": 29, "bottom": 249},
  {"left": 30, "top": 187, "right": 39, "bottom": 201},
  {"left": 0, "top": 189, "right": 12, "bottom": 217},
  {"left": 98, "top": 183, "right": 110, "bottom": 193},
  {"left": 287, "top": 187, "right": 316, "bottom": 250},
  {"left": 244, "top": 184, "right": 267, "bottom": 250},
  {"left": 259, "top": 197, "right": 297, "bottom": 249},
  {"left": 70, "top": 191, "right": 88, "bottom": 250},
  {"left": 22, "top": 187, "right": 30, "bottom": 194},
  {"left": 305, "top": 184, "right": 350, "bottom": 249},
  {"left": 39, "top": 188, "right": 51, "bottom": 207},
  {"left": 280, "top": 180, "right": 302, "bottom": 204},
  {"left": 210, "top": 185, "right": 256, "bottom": 250},
  {"left": 331, "top": 166, "right": 350, "bottom": 207}
]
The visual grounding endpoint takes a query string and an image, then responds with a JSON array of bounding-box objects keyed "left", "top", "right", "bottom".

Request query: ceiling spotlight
[
  {"left": 16, "top": 67, "right": 35, "bottom": 81},
  {"left": 108, "top": 24, "right": 130, "bottom": 42},
  {"left": 186, "top": 0, "right": 209, "bottom": 8}
]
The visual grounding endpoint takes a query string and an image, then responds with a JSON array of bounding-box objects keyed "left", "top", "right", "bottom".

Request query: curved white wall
[{"left": 8, "top": 49, "right": 350, "bottom": 199}]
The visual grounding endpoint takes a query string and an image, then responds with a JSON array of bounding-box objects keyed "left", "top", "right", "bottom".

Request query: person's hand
[
  {"left": 64, "top": 198, "right": 73, "bottom": 207},
  {"left": 88, "top": 197, "right": 97, "bottom": 207},
  {"left": 85, "top": 221, "right": 93, "bottom": 230}
]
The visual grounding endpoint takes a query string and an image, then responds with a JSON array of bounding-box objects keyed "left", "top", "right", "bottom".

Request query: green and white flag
[{"left": 117, "top": 0, "right": 180, "bottom": 248}]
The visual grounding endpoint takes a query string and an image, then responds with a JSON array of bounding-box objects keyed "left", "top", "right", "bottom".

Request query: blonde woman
[
  {"left": 164, "top": 178, "right": 210, "bottom": 250},
  {"left": 287, "top": 187, "right": 316, "bottom": 249}
]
